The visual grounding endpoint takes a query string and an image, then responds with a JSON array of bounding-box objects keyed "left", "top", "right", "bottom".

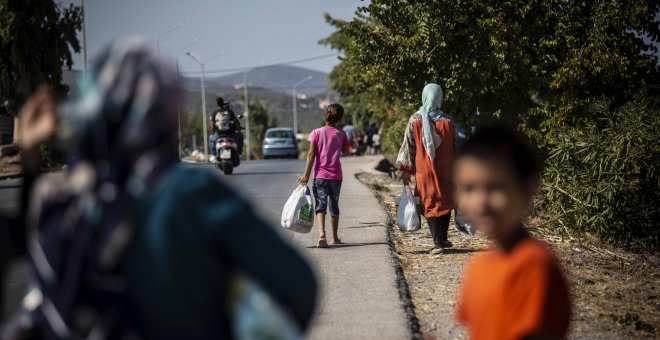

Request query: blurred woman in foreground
[{"left": 6, "top": 38, "right": 316, "bottom": 339}]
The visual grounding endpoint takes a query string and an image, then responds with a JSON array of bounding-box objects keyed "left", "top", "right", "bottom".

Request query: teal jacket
[{"left": 121, "top": 167, "right": 317, "bottom": 339}]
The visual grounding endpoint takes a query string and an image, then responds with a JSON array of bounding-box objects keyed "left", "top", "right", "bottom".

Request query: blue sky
[{"left": 63, "top": 0, "right": 368, "bottom": 75}]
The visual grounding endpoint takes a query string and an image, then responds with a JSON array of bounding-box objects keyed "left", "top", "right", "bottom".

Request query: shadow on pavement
[
  {"left": 305, "top": 241, "right": 388, "bottom": 249},
  {"left": 233, "top": 171, "right": 301, "bottom": 175},
  {"left": 408, "top": 248, "right": 482, "bottom": 255}
]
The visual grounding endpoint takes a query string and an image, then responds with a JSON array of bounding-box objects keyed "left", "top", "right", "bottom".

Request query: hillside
[
  {"left": 182, "top": 65, "right": 328, "bottom": 96},
  {"left": 181, "top": 85, "right": 337, "bottom": 133}
]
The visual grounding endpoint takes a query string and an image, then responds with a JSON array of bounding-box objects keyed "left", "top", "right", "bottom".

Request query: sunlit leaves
[
  {"left": 0, "top": 0, "right": 82, "bottom": 114},
  {"left": 539, "top": 94, "right": 659, "bottom": 251}
]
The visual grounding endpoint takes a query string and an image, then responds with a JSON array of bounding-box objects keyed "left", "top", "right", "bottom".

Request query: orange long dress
[
  {"left": 456, "top": 237, "right": 572, "bottom": 340},
  {"left": 397, "top": 114, "right": 455, "bottom": 218}
]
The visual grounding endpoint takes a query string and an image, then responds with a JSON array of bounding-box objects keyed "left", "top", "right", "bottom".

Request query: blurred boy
[
  {"left": 298, "top": 104, "right": 350, "bottom": 248},
  {"left": 453, "top": 126, "right": 572, "bottom": 339}
]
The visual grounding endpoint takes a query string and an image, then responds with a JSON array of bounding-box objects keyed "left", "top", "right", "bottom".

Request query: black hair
[
  {"left": 455, "top": 125, "right": 543, "bottom": 183},
  {"left": 325, "top": 103, "right": 344, "bottom": 125},
  {"left": 216, "top": 96, "right": 224, "bottom": 107}
]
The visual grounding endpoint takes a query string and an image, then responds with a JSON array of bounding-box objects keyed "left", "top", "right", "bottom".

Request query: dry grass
[{"left": 358, "top": 172, "right": 660, "bottom": 339}]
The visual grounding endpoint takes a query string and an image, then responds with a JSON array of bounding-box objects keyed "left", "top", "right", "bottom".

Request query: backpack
[{"left": 215, "top": 110, "right": 235, "bottom": 134}]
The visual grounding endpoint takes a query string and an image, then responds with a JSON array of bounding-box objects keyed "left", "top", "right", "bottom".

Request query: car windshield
[{"left": 267, "top": 131, "right": 293, "bottom": 138}]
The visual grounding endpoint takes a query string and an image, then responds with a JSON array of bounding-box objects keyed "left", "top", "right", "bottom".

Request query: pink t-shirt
[{"left": 309, "top": 126, "right": 350, "bottom": 180}]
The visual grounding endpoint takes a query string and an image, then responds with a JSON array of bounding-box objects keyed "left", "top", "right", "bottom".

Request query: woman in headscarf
[
  {"left": 0, "top": 86, "right": 57, "bottom": 321},
  {"left": 7, "top": 38, "right": 317, "bottom": 339},
  {"left": 397, "top": 83, "right": 456, "bottom": 255}
]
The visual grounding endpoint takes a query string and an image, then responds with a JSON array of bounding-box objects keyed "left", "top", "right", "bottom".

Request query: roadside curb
[
  {"left": 0, "top": 172, "right": 23, "bottom": 180},
  {"left": 355, "top": 171, "right": 422, "bottom": 340}
]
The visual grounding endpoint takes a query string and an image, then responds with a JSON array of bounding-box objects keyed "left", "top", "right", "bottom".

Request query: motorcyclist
[{"left": 209, "top": 96, "right": 244, "bottom": 155}]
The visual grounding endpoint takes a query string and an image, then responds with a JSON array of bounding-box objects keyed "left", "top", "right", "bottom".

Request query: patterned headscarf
[
  {"left": 58, "top": 37, "right": 179, "bottom": 187},
  {"left": 24, "top": 38, "right": 180, "bottom": 339}
]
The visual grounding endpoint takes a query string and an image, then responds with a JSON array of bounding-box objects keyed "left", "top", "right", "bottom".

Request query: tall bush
[{"left": 539, "top": 94, "right": 659, "bottom": 251}]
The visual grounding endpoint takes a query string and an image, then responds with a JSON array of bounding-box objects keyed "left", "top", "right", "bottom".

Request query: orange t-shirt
[{"left": 456, "top": 237, "right": 572, "bottom": 340}]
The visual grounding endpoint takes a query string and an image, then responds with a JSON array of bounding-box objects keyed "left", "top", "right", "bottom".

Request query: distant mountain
[
  {"left": 182, "top": 65, "right": 328, "bottom": 96},
  {"left": 181, "top": 84, "right": 338, "bottom": 134}
]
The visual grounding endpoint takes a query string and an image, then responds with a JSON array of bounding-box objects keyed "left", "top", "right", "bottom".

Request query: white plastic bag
[
  {"left": 455, "top": 209, "right": 476, "bottom": 235},
  {"left": 396, "top": 187, "right": 421, "bottom": 231},
  {"left": 229, "top": 275, "right": 301, "bottom": 340},
  {"left": 281, "top": 185, "right": 314, "bottom": 233}
]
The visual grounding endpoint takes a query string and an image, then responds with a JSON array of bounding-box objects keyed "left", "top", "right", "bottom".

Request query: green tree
[
  {"left": 181, "top": 111, "right": 203, "bottom": 152},
  {"left": 0, "top": 0, "right": 82, "bottom": 113},
  {"left": 321, "top": 0, "right": 659, "bottom": 149},
  {"left": 322, "top": 0, "right": 660, "bottom": 249},
  {"left": 539, "top": 93, "right": 659, "bottom": 251},
  {"left": 245, "top": 97, "right": 274, "bottom": 160}
]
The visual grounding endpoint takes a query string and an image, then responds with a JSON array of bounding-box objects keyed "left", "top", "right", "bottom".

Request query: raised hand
[{"left": 18, "top": 86, "right": 57, "bottom": 152}]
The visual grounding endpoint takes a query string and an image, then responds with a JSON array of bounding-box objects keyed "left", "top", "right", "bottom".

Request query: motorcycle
[{"left": 215, "top": 134, "right": 241, "bottom": 175}]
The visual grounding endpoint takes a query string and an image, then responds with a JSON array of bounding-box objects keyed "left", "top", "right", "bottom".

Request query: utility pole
[
  {"left": 199, "top": 62, "right": 208, "bottom": 161},
  {"left": 244, "top": 71, "right": 250, "bottom": 161},
  {"left": 175, "top": 39, "right": 200, "bottom": 159}
]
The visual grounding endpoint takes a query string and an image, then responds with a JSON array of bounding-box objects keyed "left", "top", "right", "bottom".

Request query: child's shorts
[{"left": 312, "top": 179, "right": 342, "bottom": 216}]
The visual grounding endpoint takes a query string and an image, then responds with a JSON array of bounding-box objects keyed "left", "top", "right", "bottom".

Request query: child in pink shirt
[{"left": 299, "top": 104, "right": 350, "bottom": 248}]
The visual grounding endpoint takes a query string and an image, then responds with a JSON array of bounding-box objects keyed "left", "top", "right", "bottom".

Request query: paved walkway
[
  {"left": 2, "top": 158, "right": 411, "bottom": 338},
  {"left": 292, "top": 156, "right": 409, "bottom": 339}
]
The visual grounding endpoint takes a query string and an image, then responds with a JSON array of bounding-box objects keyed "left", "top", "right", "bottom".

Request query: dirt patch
[{"left": 357, "top": 171, "right": 660, "bottom": 340}]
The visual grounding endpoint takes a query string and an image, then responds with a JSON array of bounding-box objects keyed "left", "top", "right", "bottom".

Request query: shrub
[{"left": 538, "top": 94, "right": 659, "bottom": 251}]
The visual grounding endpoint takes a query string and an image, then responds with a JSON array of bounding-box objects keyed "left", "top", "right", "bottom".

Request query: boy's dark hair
[
  {"left": 456, "top": 125, "right": 543, "bottom": 183},
  {"left": 325, "top": 104, "right": 344, "bottom": 125},
  {"left": 216, "top": 96, "right": 224, "bottom": 107}
]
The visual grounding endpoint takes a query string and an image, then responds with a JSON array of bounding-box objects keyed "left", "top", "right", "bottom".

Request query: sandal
[
  {"left": 318, "top": 238, "right": 329, "bottom": 248},
  {"left": 429, "top": 247, "right": 444, "bottom": 255},
  {"left": 330, "top": 238, "right": 342, "bottom": 246}
]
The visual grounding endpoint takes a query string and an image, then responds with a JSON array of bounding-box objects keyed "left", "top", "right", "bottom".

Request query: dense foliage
[
  {"left": 322, "top": 0, "right": 660, "bottom": 250},
  {"left": 540, "top": 94, "right": 659, "bottom": 250},
  {"left": 0, "top": 0, "right": 82, "bottom": 113},
  {"left": 245, "top": 97, "right": 277, "bottom": 160}
]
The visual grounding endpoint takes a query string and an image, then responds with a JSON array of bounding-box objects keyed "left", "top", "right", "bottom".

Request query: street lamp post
[
  {"left": 157, "top": 22, "right": 184, "bottom": 57},
  {"left": 243, "top": 71, "right": 250, "bottom": 161},
  {"left": 175, "top": 39, "right": 200, "bottom": 159},
  {"left": 185, "top": 51, "right": 225, "bottom": 161},
  {"left": 292, "top": 76, "right": 313, "bottom": 137}
]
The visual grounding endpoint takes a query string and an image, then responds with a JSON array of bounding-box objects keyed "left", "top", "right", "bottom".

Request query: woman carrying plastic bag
[
  {"left": 281, "top": 184, "right": 314, "bottom": 233},
  {"left": 397, "top": 186, "right": 421, "bottom": 231}
]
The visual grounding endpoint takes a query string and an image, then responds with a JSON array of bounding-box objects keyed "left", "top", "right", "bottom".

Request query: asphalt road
[
  {"left": 1, "top": 160, "right": 306, "bottom": 321},
  {"left": 1, "top": 159, "right": 409, "bottom": 339},
  {"left": 208, "top": 159, "right": 306, "bottom": 237}
]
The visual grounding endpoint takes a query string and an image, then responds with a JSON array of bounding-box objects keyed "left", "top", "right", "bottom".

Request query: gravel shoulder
[{"left": 357, "top": 171, "right": 659, "bottom": 340}]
